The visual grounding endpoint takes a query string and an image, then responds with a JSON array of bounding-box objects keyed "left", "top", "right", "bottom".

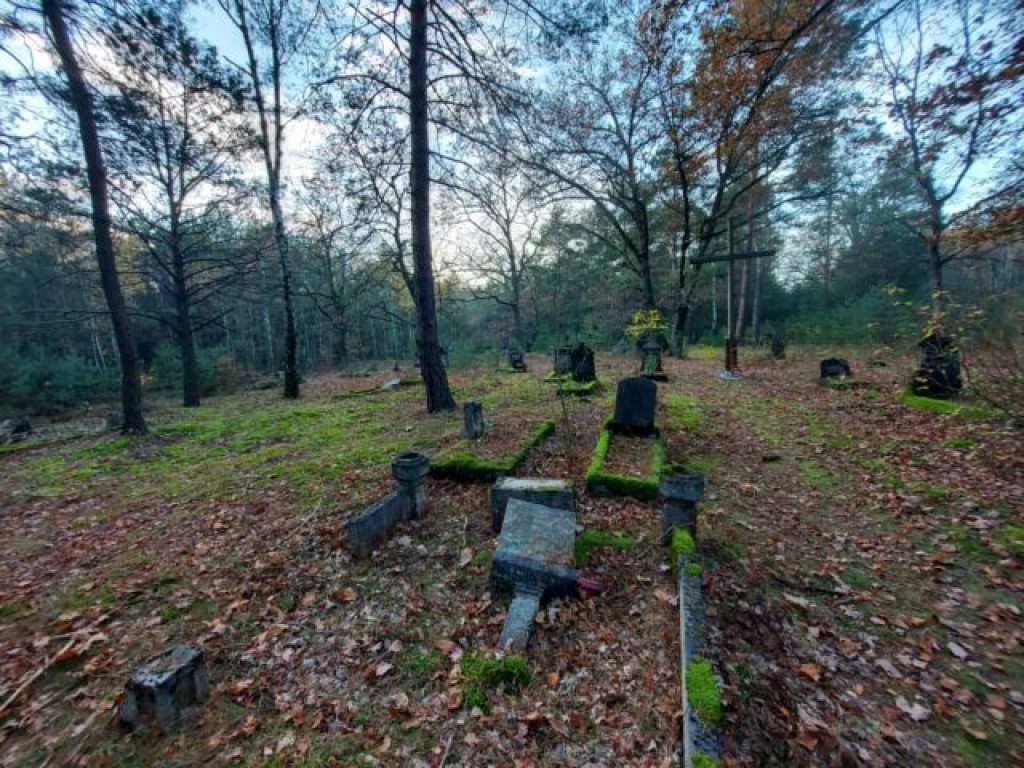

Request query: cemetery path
[{"left": 664, "top": 350, "right": 1023, "bottom": 768}]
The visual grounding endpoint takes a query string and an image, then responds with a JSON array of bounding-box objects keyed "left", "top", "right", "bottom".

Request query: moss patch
[
  {"left": 430, "top": 420, "right": 556, "bottom": 481},
  {"left": 895, "top": 389, "right": 999, "bottom": 420},
  {"left": 693, "top": 755, "right": 721, "bottom": 768},
  {"left": 574, "top": 529, "right": 637, "bottom": 567},
  {"left": 670, "top": 528, "right": 697, "bottom": 577},
  {"left": 585, "top": 425, "right": 666, "bottom": 501},
  {"left": 686, "top": 657, "right": 722, "bottom": 724},
  {"left": 460, "top": 653, "right": 530, "bottom": 692}
]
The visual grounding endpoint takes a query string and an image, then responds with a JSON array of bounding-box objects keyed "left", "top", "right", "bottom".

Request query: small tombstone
[
  {"left": 553, "top": 346, "right": 573, "bottom": 376},
  {"left": 660, "top": 472, "right": 705, "bottom": 541},
  {"left": 391, "top": 451, "right": 430, "bottom": 518},
  {"left": 507, "top": 347, "right": 527, "bottom": 372},
  {"left": 640, "top": 339, "right": 663, "bottom": 374},
  {"left": 912, "top": 333, "right": 962, "bottom": 398},
  {"left": 770, "top": 334, "right": 785, "bottom": 360},
  {"left": 105, "top": 411, "right": 124, "bottom": 431},
  {"left": 820, "top": 358, "right": 852, "bottom": 379},
  {"left": 118, "top": 645, "right": 209, "bottom": 733},
  {"left": 570, "top": 342, "right": 596, "bottom": 383},
  {"left": 611, "top": 377, "right": 657, "bottom": 435},
  {"left": 463, "top": 401, "right": 485, "bottom": 439}
]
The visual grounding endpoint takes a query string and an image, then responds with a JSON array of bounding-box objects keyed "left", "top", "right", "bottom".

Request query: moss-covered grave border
[
  {"left": 430, "top": 419, "right": 556, "bottom": 482},
  {"left": 584, "top": 422, "right": 666, "bottom": 501}
]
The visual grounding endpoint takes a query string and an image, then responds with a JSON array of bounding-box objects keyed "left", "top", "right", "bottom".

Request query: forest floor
[{"left": 0, "top": 349, "right": 1020, "bottom": 767}]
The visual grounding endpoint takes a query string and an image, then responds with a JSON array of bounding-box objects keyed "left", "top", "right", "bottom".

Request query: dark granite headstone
[
  {"left": 118, "top": 645, "right": 209, "bottom": 733},
  {"left": 820, "top": 358, "right": 852, "bottom": 379},
  {"left": 463, "top": 401, "right": 485, "bottom": 439},
  {"left": 570, "top": 343, "right": 596, "bottom": 383},
  {"left": 553, "top": 346, "right": 573, "bottom": 376},
  {"left": 912, "top": 334, "right": 962, "bottom": 398},
  {"left": 507, "top": 347, "right": 527, "bottom": 371},
  {"left": 770, "top": 334, "right": 785, "bottom": 360},
  {"left": 611, "top": 377, "right": 657, "bottom": 435}
]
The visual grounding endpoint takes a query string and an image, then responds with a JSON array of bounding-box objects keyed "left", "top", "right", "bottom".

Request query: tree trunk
[
  {"left": 43, "top": 0, "right": 147, "bottom": 434},
  {"left": 751, "top": 254, "right": 765, "bottom": 343},
  {"left": 173, "top": 257, "right": 200, "bottom": 407},
  {"left": 409, "top": 0, "right": 455, "bottom": 412}
]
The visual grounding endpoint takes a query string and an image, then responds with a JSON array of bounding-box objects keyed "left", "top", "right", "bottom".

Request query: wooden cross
[{"left": 690, "top": 218, "right": 775, "bottom": 374}]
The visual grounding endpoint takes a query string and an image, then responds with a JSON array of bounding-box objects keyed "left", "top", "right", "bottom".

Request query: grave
[
  {"left": 770, "top": 333, "right": 785, "bottom": 360},
  {"left": 490, "top": 499, "right": 578, "bottom": 652},
  {"left": 490, "top": 476, "right": 575, "bottom": 533},
  {"left": 348, "top": 452, "right": 429, "bottom": 558},
  {"left": 118, "top": 645, "right": 209, "bottom": 733},
  {"left": 660, "top": 472, "right": 705, "bottom": 541},
  {"left": 553, "top": 346, "right": 573, "bottom": 376},
  {"left": 507, "top": 347, "right": 528, "bottom": 372},
  {"left": 640, "top": 339, "right": 668, "bottom": 381},
  {"left": 912, "top": 333, "right": 962, "bottom": 398},
  {"left": 820, "top": 358, "right": 852, "bottom": 379},
  {"left": 610, "top": 377, "right": 657, "bottom": 435},
  {"left": 463, "top": 401, "right": 485, "bottom": 439},
  {"left": 569, "top": 342, "right": 596, "bottom": 382}
]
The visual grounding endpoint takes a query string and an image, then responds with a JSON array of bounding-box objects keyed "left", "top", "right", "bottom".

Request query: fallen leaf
[
  {"left": 947, "top": 641, "right": 968, "bottom": 660},
  {"left": 895, "top": 696, "right": 931, "bottom": 722},
  {"left": 459, "top": 548, "right": 473, "bottom": 568},
  {"left": 799, "top": 663, "right": 822, "bottom": 682}
]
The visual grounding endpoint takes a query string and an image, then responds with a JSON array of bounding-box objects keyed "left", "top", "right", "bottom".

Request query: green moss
[
  {"left": 944, "top": 437, "right": 976, "bottom": 449},
  {"left": 798, "top": 459, "right": 837, "bottom": 489},
  {"left": 431, "top": 420, "right": 556, "bottom": 481},
  {"left": 895, "top": 389, "right": 999, "bottom": 420},
  {"left": 0, "top": 600, "right": 29, "bottom": 621},
  {"left": 555, "top": 379, "right": 600, "bottom": 396},
  {"left": 585, "top": 425, "right": 666, "bottom": 501},
  {"left": 399, "top": 647, "right": 444, "bottom": 682},
  {"left": 693, "top": 755, "right": 721, "bottom": 768},
  {"left": 665, "top": 393, "right": 710, "bottom": 434},
  {"left": 993, "top": 525, "right": 1024, "bottom": 558},
  {"left": 460, "top": 653, "right": 530, "bottom": 692},
  {"left": 574, "top": 529, "right": 637, "bottom": 567},
  {"left": 685, "top": 562, "right": 704, "bottom": 578},
  {"left": 686, "top": 658, "right": 722, "bottom": 724},
  {"left": 685, "top": 456, "right": 718, "bottom": 475},
  {"left": 670, "top": 528, "right": 697, "bottom": 578},
  {"left": 463, "top": 686, "right": 489, "bottom": 713}
]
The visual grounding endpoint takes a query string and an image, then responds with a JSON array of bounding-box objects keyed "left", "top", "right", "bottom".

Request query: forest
[{"left": 0, "top": 0, "right": 1022, "bottom": 767}]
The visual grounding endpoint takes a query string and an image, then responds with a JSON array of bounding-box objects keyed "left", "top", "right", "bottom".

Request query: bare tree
[{"left": 41, "top": 0, "right": 147, "bottom": 432}]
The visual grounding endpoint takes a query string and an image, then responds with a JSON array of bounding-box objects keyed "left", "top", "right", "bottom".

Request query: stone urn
[{"left": 392, "top": 451, "right": 430, "bottom": 517}]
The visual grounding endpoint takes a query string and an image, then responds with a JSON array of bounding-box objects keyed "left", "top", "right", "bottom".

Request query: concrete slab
[
  {"left": 490, "top": 477, "right": 575, "bottom": 533},
  {"left": 490, "top": 499, "right": 577, "bottom": 598}
]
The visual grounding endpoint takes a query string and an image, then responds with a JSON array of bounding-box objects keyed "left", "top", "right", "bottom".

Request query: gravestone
[
  {"left": 118, "top": 645, "right": 209, "bottom": 733},
  {"left": 490, "top": 498, "right": 578, "bottom": 652},
  {"left": 770, "top": 334, "right": 785, "bottom": 360},
  {"left": 553, "top": 346, "right": 573, "bottom": 376},
  {"left": 391, "top": 451, "right": 430, "bottom": 518},
  {"left": 912, "top": 333, "right": 962, "bottom": 398},
  {"left": 611, "top": 377, "right": 657, "bottom": 435},
  {"left": 660, "top": 472, "right": 705, "bottom": 541},
  {"left": 820, "top": 358, "right": 852, "bottom": 379},
  {"left": 507, "top": 347, "right": 527, "bottom": 372},
  {"left": 641, "top": 339, "right": 668, "bottom": 381},
  {"left": 725, "top": 339, "right": 739, "bottom": 372},
  {"left": 463, "top": 401, "right": 485, "bottom": 439},
  {"left": 569, "top": 342, "right": 596, "bottom": 383},
  {"left": 490, "top": 477, "right": 575, "bottom": 533}
]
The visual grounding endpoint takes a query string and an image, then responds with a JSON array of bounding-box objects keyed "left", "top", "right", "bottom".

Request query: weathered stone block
[
  {"left": 490, "top": 499, "right": 577, "bottom": 598},
  {"left": 490, "top": 477, "right": 575, "bottom": 533},
  {"left": 499, "top": 592, "right": 541, "bottom": 652},
  {"left": 118, "top": 645, "right": 209, "bottom": 733},
  {"left": 464, "top": 401, "right": 484, "bottom": 439},
  {"left": 392, "top": 451, "right": 430, "bottom": 518},
  {"left": 611, "top": 377, "right": 657, "bottom": 435},
  {"left": 347, "top": 490, "right": 410, "bottom": 558},
  {"left": 661, "top": 473, "right": 705, "bottom": 541}
]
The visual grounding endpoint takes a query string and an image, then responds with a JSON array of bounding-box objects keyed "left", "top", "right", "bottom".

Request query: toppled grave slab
[
  {"left": 490, "top": 499, "right": 577, "bottom": 652},
  {"left": 490, "top": 477, "right": 575, "bottom": 533},
  {"left": 118, "top": 645, "right": 209, "bottom": 733}
]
